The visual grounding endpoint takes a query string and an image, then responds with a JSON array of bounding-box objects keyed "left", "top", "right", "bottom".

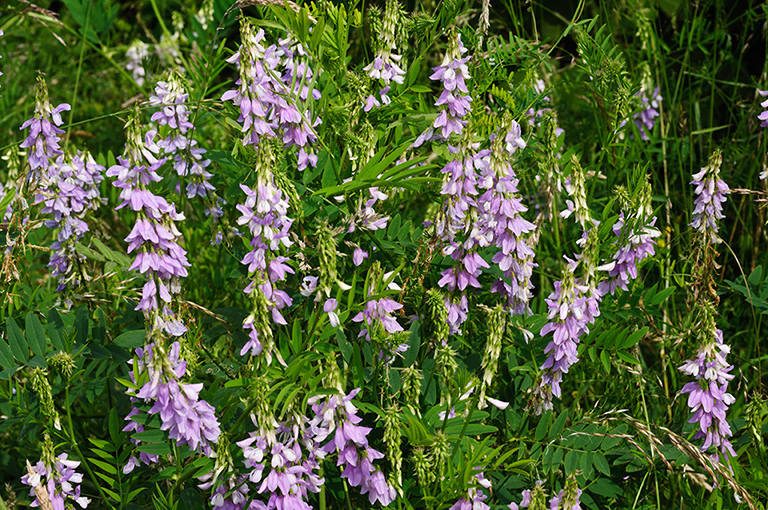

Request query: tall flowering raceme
[
  {"left": 222, "top": 17, "right": 321, "bottom": 170},
  {"left": 351, "top": 264, "right": 407, "bottom": 362},
  {"left": 598, "top": 181, "right": 660, "bottom": 296},
  {"left": 236, "top": 143, "right": 294, "bottom": 363},
  {"left": 758, "top": 89, "right": 768, "bottom": 179},
  {"left": 363, "top": 0, "right": 406, "bottom": 111},
  {"left": 690, "top": 149, "right": 728, "bottom": 245},
  {"left": 308, "top": 389, "right": 396, "bottom": 505},
  {"left": 149, "top": 77, "right": 218, "bottom": 209},
  {"left": 124, "top": 342, "right": 221, "bottom": 464},
  {"left": 235, "top": 413, "right": 324, "bottom": 510},
  {"left": 435, "top": 142, "right": 490, "bottom": 334},
  {"left": 108, "top": 111, "right": 220, "bottom": 464},
  {"left": 414, "top": 33, "right": 472, "bottom": 147},
  {"left": 34, "top": 151, "right": 105, "bottom": 298},
  {"left": 529, "top": 264, "right": 598, "bottom": 414},
  {"left": 530, "top": 160, "right": 601, "bottom": 414},
  {"left": 631, "top": 85, "right": 662, "bottom": 141},
  {"left": 679, "top": 318, "right": 736, "bottom": 462},
  {"left": 20, "top": 75, "right": 71, "bottom": 180},
  {"left": 678, "top": 149, "right": 735, "bottom": 463},
  {"left": 106, "top": 113, "right": 188, "bottom": 336},
  {"left": 481, "top": 122, "right": 537, "bottom": 315}
]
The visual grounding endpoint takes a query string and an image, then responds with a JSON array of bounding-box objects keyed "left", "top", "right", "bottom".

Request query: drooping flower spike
[
  {"left": 363, "top": 0, "right": 406, "bottom": 111},
  {"left": 35, "top": 151, "right": 105, "bottom": 299},
  {"left": 690, "top": 149, "right": 728, "bottom": 245},
  {"left": 414, "top": 32, "right": 472, "bottom": 147},
  {"left": 107, "top": 110, "right": 189, "bottom": 337},
  {"left": 20, "top": 74, "right": 71, "bottom": 180}
]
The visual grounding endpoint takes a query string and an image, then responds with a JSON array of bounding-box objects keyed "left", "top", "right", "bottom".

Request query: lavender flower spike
[
  {"left": 22, "top": 453, "right": 91, "bottom": 509},
  {"left": 414, "top": 33, "right": 472, "bottom": 146},
  {"left": 126, "top": 342, "right": 221, "bottom": 457},
  {"left": 531, "top": 264, "right": 600, "bottom": 414},
  {"left": 679, "top": 325, "right": 736, "bottom": 462},
  {"left": 690, "top": 149, "right": 728, "bottom": 244},
  {"left": 20, "top": 74, "right": 71, "bottom": 179}
]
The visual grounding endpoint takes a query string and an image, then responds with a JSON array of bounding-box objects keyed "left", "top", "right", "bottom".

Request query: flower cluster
[
  {"left": 530, "top": 266, "right": 600, "bottom": 414},
  {"left": 450, "top": 488, "right": 490, "bottom": 510},
  {"left": 758, "top": 89, "right": 768, "bottom": 179},
  {"left": 679, "top": 328, "right": 736, "bottom": 461},
  {"left": 309, "top": 388, "right": 396, "bottom": 505},
  {"left": 598, "top": 211, "right": 660, "bottom": 296},
  {"left": 483, "top": 124, "right": 537, "bottom": 315},
  {"left": 22, "top": 454, "right": 91, "bottom": 509},
  {"left": 124, "top": 342, "right": 221, "bottom": 461},
  {"left": 236, "top": 147, "right": 294, "bottom": 362},
  {"left": 632, "top": 86, "right": 662, "bottom": 141},
  {"left": 436, "top": 125, "right": 536, "bottom": 332},
  {"left": 201, "top": 475, "right": 253, "bottom": 510},
  {"left": 20, "top": 75, "right": 71, "bottom": 178},
  {"left": 126, "top": 40, "right": 150, "bottom": 86},
  {"left": 436, "top": 146, "right": 491, "bottom": 298},
  {"left": 222, "top": 19, "right": 321, "bottom": 169},
  {"left": 236, "top": 415, "right": 324, "bottom": 510},
  {"left": 363, "top": 0, "right": 406, "bottom": 111},
  {"left": 352, "top": 266, "right": 407, "bottom": 361},
  {"left": 690, "top": 149, "right": 728, "bottom": 244},
  {"left": 106, "top": 114, "right": 190, "bottom": 336},
  {"left": 35, "top": 151, "right": 105, "bottom": 296},
  {"left": 149, "top": 78, "right": 217, "bottom": 206},
  {"left": 414, "top": 33, "right": 472, "bottom": 146},
  {"left": 348, "top": 187, "right": 390, "bottom": 233},
  {"left": 449, "top": 471, "right": 492, "bottom": 510},
  {"left": 509, "top": 477, "right": 581, "bottom": 510}
]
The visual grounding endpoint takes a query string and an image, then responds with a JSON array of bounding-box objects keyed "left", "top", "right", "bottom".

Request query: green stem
[
  {"left": 65, "top": 0, "right": 93, "bottom": 150},
  {"left": 65, "top": 385, "right": 115, "bottom": 509}
]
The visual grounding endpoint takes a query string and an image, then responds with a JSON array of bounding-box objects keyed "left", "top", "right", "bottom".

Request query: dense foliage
[{"left": 1, "top": 0, "right": 767, "bottom": 509}]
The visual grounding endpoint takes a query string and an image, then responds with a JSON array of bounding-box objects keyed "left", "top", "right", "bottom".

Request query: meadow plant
[{"left": 2, "top": 2, "right": 767, "bottom": 510}]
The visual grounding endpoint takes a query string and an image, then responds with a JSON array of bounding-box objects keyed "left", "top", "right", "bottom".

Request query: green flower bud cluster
[
  {"left": 401, "top": 365, "right": 422, "bottom": 414},
  {"left": 31, "top": 369, "right": 61, "bottom": 431},
  {"left": 479, "top": 305, "right": 505, "bottom": 406},
  {"left": 383, "top": 404, "right": 403, "bottom": 494}
]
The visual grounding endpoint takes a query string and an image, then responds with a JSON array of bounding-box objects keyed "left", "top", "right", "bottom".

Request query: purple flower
[
  {"left": 597, "top": 212, "right": 660, "bottom": 296},
  {"left": 348, "top": 187, "right": 389, "bottom": 233},
  {"left": 35, "top": 151, "right": 105, "bottom": 295},
  {"left": 632, "top": 86, "right": 662, "bottom": 141},
  {"left": 236, "top": 166, "right": 295, "bottom": 361},
  {"left": 324, "top": 298, "right": 340, "bottom": 327},
  {"left": 150, "top": 78, "right": 218, "bottom": 205},
  {"left": 20, "top": 75, "right": 71, "bottom": 179},
  {"left": 126, "top": 342, "right": 221, "bottom": 457},
  {"left": 483, "top": 123, "right": 537, "bottom": 314},
  {"left": 222, "top": 21, "right": 320, "bottom": 168},
  {"left": 308, "top": 389, "right": 395, "bottom": 506},
  {"left": 679, "top": 329, "right": 736, "bottom": 461},
  {"left": 233, "top": 412, "right": 325, "bottom": 510},
  {"left": 414, "top": 34, "right": 471, "bottom": 146},
  {"left": 21, "top": 454, "right": 91, "bottom": 509},
  {"left": 352, "top": 296, "right": 403, "bottom": 340},
  {"left": 531, "top": 267, "right": 600, "bottom": 414},
  {"left": 107, "top": 116, "right": 191, "bottom": 336},
  {"left": 353, "top": 247, "right": 369, "bottom": 266},
  {"left": 690, "top": 149, "right": 728, "bottom": 244}
]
